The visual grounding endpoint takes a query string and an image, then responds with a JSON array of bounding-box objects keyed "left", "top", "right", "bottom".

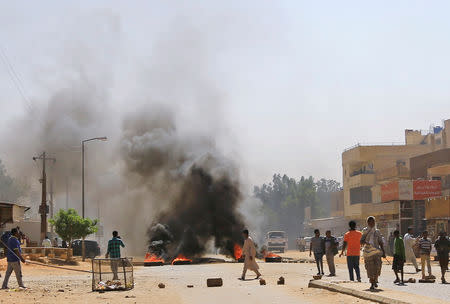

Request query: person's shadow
[{"left": 364, "top": 288, "right": 384, "bottom": 293}]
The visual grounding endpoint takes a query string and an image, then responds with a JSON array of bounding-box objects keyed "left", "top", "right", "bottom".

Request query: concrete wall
[
  {"left": 410, "top": 148, "right": 450, "bottom": 179},
  {"left": 425, "top": 197, "right": 450, "bottom": 219}
]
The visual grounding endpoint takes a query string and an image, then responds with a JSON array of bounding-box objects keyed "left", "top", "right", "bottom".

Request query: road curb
[{"left": 308, "top": 280, "right": 409, "bottom": 304}]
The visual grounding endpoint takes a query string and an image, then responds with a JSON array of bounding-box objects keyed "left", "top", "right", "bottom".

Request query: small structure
[
  {"left": 0, "top": 201, "right": 30, "bottom": 226},
  {"left": 92, "top": 257, "right": 134, "bottom": 291}
]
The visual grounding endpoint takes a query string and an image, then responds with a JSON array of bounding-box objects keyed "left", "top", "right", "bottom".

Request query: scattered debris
[
  {"left": 158, "top": 283, "right": 165, "bottom": 289},
  {"left": 125, "top": 295, "right": 136, "bottom": 298},
  {"left": 57, "top": 289, "right": 64, "bottom": 292},
  {"left": 277, "top": 276, "right": 285, "bottom": 285},
  {"left": 313, "top": 275, "right": 322, "bottom": 280},
  {"left": 407, "top": 278, "right": 416, "bottom": 283},
  {"left": 187, "top": 285, "right": 194, "bottom": 288},
  {"left": 259, "top": 279, "right": 266, "bottom": 285},
  {"left": 207, "top": 278, "right": 223, "bottom": 287}
]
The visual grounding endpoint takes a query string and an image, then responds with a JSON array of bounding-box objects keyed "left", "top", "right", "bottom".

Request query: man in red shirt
[{"left": 340, "top": 221, "right": 362, "bottom": 282}]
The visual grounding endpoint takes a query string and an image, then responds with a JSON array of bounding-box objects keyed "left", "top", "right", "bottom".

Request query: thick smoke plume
[{"left": 120, "top": 107, "right": 245, "bottom": 259}]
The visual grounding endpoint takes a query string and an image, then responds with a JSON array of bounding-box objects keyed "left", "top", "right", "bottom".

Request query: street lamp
[
  {"left": 82, "top": 137, "right": 107, "bottom": 218},
  {"left": 81, "top": 136, "right": 107, "bottom": 262}
]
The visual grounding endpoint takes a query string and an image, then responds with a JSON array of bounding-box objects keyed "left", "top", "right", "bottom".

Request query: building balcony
[
  {"left": 348, "top": 173, "right": 376, "bottom": 188},
  {"left": 376, "top": 165, "right": 410, "bottom": 181}
]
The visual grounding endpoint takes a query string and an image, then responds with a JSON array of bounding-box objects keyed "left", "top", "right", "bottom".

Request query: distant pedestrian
[
  {"left": 434, "top": 231, "right": 450, "bottom": 284},
  {"left": 418, "top": 231, "right": 432, "bottom": 280},
  {"left": 361, "top": 216, "right": 385, "bottom": 291},
  {"left": 53, "top": 238, "right": 59, "bottom": 248},
  {"left": 42, "top": 235, "right": 52, "bottom": 247},
  {"left": 2, "top": 228, "right": 26, "bottom": 289},
  {"left": 310, "top": 229, "right": 325, "bottom": 275},
  {"left": 324, "top": 230, "right": 337, "bottom": 276},
  {"left": 403, "top": 227, "right": 420, "bottom": 272},
  {"left": 106, "top": 231, "right": 125, "bottom": 280},
  {"left": 392, "top": 230, "right": 405, "bottom": 284},
  {"left": 340, "top": 220, "right": 362, "bottom": 282},
  {"left": 240, "top": 229, "right": 262, "bottom": 280}
]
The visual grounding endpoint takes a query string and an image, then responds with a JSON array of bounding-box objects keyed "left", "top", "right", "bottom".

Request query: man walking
[
  {"left": 2, "top": 228, "right": 26, "bottom": 289},
  {"left": 340, "top": 220, "right": 362, "bottom": 282},
  {"left": 310, "top": 229, "right": 325, "bottom": 275},
  {"left": 106, "top": 231, "right": 125, "bottom": 280},
  {"left": 418, "top": 231, "right": 432, "bottom": 280},
  {"left": 240, "top": 229, "right": 261, "bottom": 280},
  {"left": 361, "top": 216, "right": 385, "bottom": 291},
  {"left": 324, "top": 230, "right": 337, "bottom": 276},
  {"left": 403, "top": 227, "right": 420, "bottom": 272},
  {"left": 392, "top": 230, "right": 405, "bottom": 284},
  {"left": 434, "top": 231, "right": 450, "bottom": 284}
]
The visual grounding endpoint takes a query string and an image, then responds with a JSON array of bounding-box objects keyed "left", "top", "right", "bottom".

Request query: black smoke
[{"left": 120, "top": 106, "right": 245, "bottom": 259}]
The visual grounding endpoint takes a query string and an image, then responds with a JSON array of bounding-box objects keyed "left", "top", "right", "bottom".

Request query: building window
[{"left": 350, "top": 186, "right": 372, "bottom": 205}]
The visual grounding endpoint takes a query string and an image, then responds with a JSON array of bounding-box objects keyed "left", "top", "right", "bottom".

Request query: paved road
[{"left": 319, "top": 257, "right": 450, "bottom": 302}]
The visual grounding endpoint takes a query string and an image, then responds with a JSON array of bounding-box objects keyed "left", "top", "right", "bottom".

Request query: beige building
[{"left": 342, "top": 119, "right": 450, "bottom": 236}]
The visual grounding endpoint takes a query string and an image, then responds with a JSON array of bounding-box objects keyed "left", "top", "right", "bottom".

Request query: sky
[{"left": 1, "top": 1, "right": 450, "bottom": 188}]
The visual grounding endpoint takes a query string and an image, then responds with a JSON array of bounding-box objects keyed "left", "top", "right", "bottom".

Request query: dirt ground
[{"left": 0, "top": 251, "right": 447, "bottom": 304}]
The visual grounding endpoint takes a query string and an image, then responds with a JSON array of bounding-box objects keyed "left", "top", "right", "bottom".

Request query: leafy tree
[
  {"left": 254, "top": 174, "right": 341, "bottom": 244},
  {"left": 49, "top": 208, "right": 98, "bottom": 248}
]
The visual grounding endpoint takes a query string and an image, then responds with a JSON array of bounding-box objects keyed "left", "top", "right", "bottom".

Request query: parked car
[
  {"left": 266, "top": 231, "right": 288, "bottom": 253},
  {"left": 71, "top": 240, "right": 101, "bottom": 258}
]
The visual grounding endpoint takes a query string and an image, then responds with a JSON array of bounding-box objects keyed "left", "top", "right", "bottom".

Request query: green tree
[{"left": 49, "top": 209, "right": 98, "bottom": 260}]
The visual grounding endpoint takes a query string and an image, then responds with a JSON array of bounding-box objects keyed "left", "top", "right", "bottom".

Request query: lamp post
[{"left": 81, "top": 136, "right": 107, "bottom": 261}]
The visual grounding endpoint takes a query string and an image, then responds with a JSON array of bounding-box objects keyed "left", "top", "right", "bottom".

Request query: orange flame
[
  {"left": 171, "top": 254, "right": 192, "bottom": 265},
  {"left": 264, "top": 251, "right": 281, "bottom": 258},
  {"left": 144, "top": 253, "right": 165, "bottom": 263},
  {"left": 234, "top": 244, "right": 242, "bottom": 260}
]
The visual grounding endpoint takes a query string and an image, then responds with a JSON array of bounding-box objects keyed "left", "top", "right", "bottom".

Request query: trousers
[{"left": 2, "top": 261, "right": 24, "bottom": 288}]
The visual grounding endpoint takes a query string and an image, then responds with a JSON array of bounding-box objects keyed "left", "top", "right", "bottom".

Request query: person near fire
[
  {"left": 240, "top": 229, "right": 261, "bottom": 280},
  {"left": 310, "top": 229, "right": 325, "bottom": 275},
  {"left": 340, "top": 220, "right": 362, "bottom": 282},
  {"left": 361, "top": 216, "right": 385, "bottom": 291},
  {"left": 2, "top": 228, "right": 26, "bottom": 289},
  {"left": 105, "top": 230, "right": 125, "bottom": 280},
  {"left": 418, "top": 230, "right": 432, "bottom": 280},
  {"left": 434, "top": 231, "right": 450, "bottom": 284},
  {"left": 392, "top": 230, "right": 405, "bottom": 284},
  {"left": 403, "top": 227, "right": 420, "bottom": 273}
]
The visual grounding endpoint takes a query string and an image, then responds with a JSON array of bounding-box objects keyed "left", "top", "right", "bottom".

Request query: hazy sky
[{"left": 1, "top": 1, "right": 450, "bottom": 187}]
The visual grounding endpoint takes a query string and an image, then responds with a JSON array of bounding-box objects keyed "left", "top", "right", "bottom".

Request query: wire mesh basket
[{"left": 91, "top": 258, "right": 134, "bottom": 291}]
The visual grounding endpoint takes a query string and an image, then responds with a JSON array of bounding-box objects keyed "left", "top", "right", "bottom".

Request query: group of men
[
  {"left": 393, "top": 228, "right": 450, "bottom": 284},
  {"left": 1, "top": 228, "right": 126, "bottom": 289},
  {"left": 310, "top": 216, "right": 450, "bottom": 290}
]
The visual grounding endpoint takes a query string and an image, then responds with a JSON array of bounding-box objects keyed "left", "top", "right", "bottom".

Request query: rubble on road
[{"left": 206, "top": 278, "right": 223, "bottom": 287}]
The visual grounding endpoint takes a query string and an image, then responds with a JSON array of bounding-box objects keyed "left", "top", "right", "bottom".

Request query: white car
[{"left": 266, "top": 231, "right": 288, "bottom": 253}]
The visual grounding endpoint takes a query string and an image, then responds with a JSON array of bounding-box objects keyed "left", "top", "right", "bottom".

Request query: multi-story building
[
  {"left": 410, "top": 147, "right": 450, "bottom": 238},
  {"left": 342, "top": 119, "right": 450, "bottom": 237}
]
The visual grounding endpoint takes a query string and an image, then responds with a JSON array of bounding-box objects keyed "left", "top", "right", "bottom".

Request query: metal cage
[{"left": 91, "top": 257, "right": 134, "bottom": 291}]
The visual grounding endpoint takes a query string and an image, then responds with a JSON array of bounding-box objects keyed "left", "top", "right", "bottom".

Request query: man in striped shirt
[{"left": 418, "top": 231, "right": 432, "bottom": 279}]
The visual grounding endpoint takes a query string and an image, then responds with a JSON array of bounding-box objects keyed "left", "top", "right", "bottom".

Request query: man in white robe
[
  {"left": 403, "top": 227, "right": 420, "bottom": 272},
  {"left": 240, "top": 229, "right": 261, "bottom": 280}
]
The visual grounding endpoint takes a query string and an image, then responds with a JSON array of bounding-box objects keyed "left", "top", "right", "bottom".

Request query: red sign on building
[{"left": 413, "top": 180, "right": 442, "bottom": 200}]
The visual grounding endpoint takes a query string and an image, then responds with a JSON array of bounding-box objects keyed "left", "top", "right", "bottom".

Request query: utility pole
[
  {"left": 33, "top": 152, "right": 56, "bottom": 242},
  {"left": 49, "top": 174, "right": 54, "bottom": 233}
]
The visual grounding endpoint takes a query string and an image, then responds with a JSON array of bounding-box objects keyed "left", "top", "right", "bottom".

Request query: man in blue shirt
[{"left": 2, "top": 228, "right": 26, "bottom": 289}]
